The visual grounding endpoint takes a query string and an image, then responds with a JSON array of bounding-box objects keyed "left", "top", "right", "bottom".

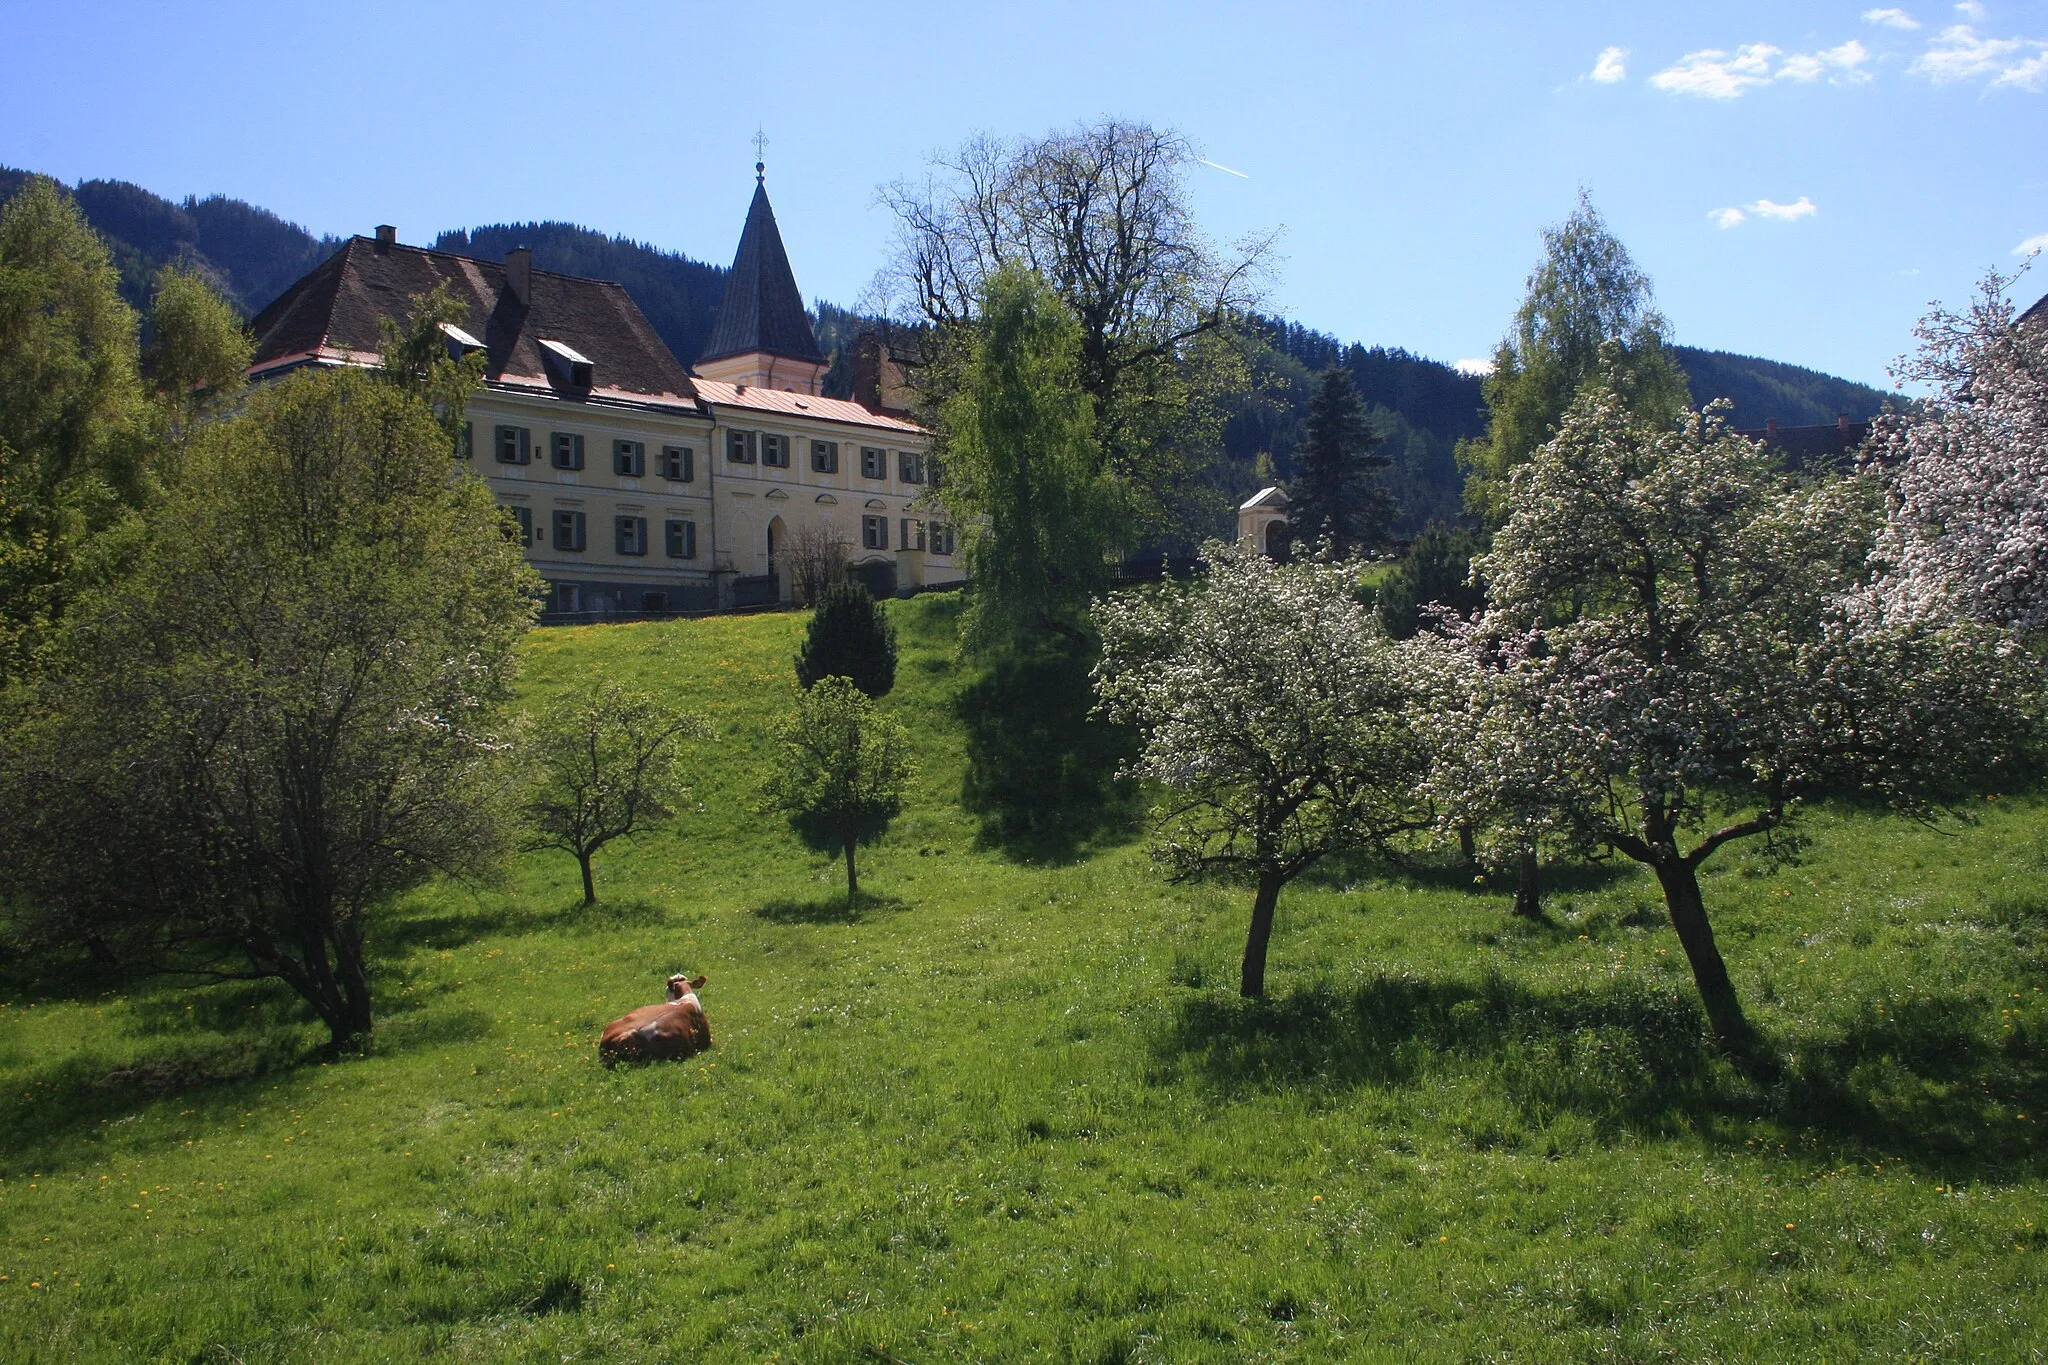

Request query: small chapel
[{"left": 246, "top": 165, "right": 957, "bottom": 618}]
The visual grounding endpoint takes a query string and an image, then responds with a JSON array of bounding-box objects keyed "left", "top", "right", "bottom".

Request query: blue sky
[{"left": 3, "top": 1, "right": 2044, "bottom": 387}]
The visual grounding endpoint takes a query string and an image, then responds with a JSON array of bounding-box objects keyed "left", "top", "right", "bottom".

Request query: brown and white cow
[{"left": 598, "top": 973, "right": 712, "bottom": 1065}]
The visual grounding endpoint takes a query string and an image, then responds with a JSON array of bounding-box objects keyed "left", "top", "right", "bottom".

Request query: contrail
[{"left": 1197, "top": 158, "right": 1249, "bottom": 179}]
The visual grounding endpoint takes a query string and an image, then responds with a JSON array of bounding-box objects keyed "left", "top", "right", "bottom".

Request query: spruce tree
[
  {"left": 1285, "top": 366, "right": 1392, "bottom": 558},
  {"left": 1375, "top": 520, "right": 1486, "bottom": 639},
  {"left": 794, "top": 580, "right": 898, "bottom": 698}
]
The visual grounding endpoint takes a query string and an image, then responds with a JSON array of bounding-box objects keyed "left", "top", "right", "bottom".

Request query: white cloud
[
  {"left": 1453, "top": 358, "right": 1496, "bottom": 378},
  {"left": 1752, "top": 196, "right": 1819, "bottom": 220},
  {"left": 1863, "top": 7, "right": 1921, "bottom": 28},
  {"left": 1590, "top": 46, "right": 1628, "bottom": 83},
  {"left": 1956, "top": 1, "right": 1987, "bottom": 18},
  {"left": 1709, "top": 197, "right": 1819, "bottom": 228},
  {"left": 1652, "top": 43, "right": 1781, "bottom": 96},
  {"left": 2015, "top": 232, "right": 2048, "bottom": 256},
  {"left": 1913, "top": 24, "right": 2048, "bottom": 89},
  {"left": 1779, "top": 40, "right": 1874, "bottom": 82},
  {"left": 1652, "top": 40, "right": 1872, "bottom": 96}
]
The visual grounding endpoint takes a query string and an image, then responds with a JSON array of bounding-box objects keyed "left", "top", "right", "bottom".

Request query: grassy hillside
[{"left": 2, "top": 598, "right": 2045, "bottom": 1361}]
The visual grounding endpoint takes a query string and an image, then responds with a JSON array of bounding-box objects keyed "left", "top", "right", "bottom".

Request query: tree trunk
[
  {"left": 1652, "top": 856, "right": 1750, "bottom": 1045},
  {"left": 579, "top": 852, "right": 597, "bottom": 906},
  {"left": 1240, "top": 866, "right": 1284, "bottom": 999},
  {"left": 1457, "top": 824, "right": 1476, "bottom": 868},
  {"left": 1513, "top": 847, "right": 1541, "bottom": 919},
  {"left": 844, "top": 841, "right": 859, "bottom": 908}
]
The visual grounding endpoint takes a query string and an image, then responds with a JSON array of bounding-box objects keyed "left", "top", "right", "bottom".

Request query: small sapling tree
[
  {"left": 522, "top": 684, "right": 707, "bottom": 905},
  {"left": 794, "top": 580, "right": 898, "bottom": 698},
  {"left": 761, "top": 676, "right": 916, "bottom": 906},
  {"left": 1415, "top": 366, "right": 2036, "bottom": 1044},
  {"left": 1093, "top": 541, "right": 1432, "bottom": 997}
]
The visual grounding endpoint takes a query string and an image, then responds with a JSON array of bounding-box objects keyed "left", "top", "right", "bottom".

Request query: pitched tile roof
[
  {"left": 1735, "top": 418, "right": 1870, "bottom": 472},
  {"left": 245, "top": 236, "right": 699, "bottom": 409},
  {"left": 691, "top": 378, "right": 922, "bottom": 434},
  {"left": 697, "top": 180, "right": 824, "bottom": 365}
]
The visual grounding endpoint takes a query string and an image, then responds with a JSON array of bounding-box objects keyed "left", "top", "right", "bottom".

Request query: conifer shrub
[{"left": 794, "top": 581, "right": 898, "bottom": 698}]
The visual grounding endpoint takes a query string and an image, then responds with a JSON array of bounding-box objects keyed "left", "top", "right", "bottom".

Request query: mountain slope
[{"left": 0, "top": 165, "right": 338, "bottom": 317}]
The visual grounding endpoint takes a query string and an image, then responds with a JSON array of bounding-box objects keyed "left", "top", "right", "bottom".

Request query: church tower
[{"left": 694, "top": 162, "right": 828, "bottom": 395}]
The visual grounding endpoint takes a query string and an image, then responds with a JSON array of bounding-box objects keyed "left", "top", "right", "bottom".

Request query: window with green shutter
[
  {"left": 614, "top": 440, "right": 645, "bottom": 477},
  {"left": 726, "top": 430, "right": 756, "bottom": 463},
  {"left": 811, "top": 440, "right": 839, "bottom": 473},
  {"left": 616, "top": 515, "right": 648, "bottom": 556},
  {"left": 665, "top": 518, "right": 697, "bottom": 559},
  {"left": 661, "top": 445, "right": 694, "bottom": 482},
  {"left": 495, "top": 425, "right": 531, "bottom": 464},
  {"left": 551, "top": 432, "right": 585, "bottom": 470},
  {"left": 553, "top": 509, "right": 586, "bottom": 551}
]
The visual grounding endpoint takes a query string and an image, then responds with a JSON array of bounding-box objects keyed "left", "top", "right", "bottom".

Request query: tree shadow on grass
[
  {"left": 0, "top": 1026, "right": 319, "bottom": 1176},
  {"left": 751, "top": 891, "right": 909, "bottom": 926},
  {"left": 956, "top": 637, "right": 1144, "bottom": 866},
  {"left": 1152, "top": 973, "right": 2048, "bottom": 1176}
]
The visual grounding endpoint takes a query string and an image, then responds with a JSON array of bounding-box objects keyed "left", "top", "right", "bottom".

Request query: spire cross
[{"left": 752, "top": 128, "right": 769, "bottom": 181}]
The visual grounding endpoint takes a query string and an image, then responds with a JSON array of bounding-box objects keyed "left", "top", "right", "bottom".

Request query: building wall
[{"left": 465, "top": 384, "right": 962, "bottom": 615}]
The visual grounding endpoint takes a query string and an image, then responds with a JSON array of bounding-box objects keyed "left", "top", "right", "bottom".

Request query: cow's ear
[{"left": 691, "top": 975, "right": 707, "bottom": 989}]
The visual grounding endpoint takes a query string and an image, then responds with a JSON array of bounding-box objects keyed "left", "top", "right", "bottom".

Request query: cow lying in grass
[{"left": 599, "top": 973, "right": 711, "bottom": 1065}]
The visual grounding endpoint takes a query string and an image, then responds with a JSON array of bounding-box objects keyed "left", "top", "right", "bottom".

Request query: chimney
[
  {"left": 1766, "top": 417, "right": 1778, "bottom": 438},
  {"left": 373, "top": 224, "right": 395, "bottom": 252},
  {"left": 852, "top": 332, "right": 882, "bottom": 410},
  {"left": 505, "top": 247, "right": 532, "bottom": 306},
  {"left": 1838, "top": 412, "right": 1852, "bottom": 433}
]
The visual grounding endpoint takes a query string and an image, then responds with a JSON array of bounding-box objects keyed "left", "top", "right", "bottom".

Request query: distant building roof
[
  {"left": 697, "top": 179, "right": 823, "bottom": 366},
  {"left": 1733, "top": 414, "right": 1870, "bottom": 471},
  {"left": 2021, "top": 286, "right": 2048, "bottom": 331},
  {"left": 692, "top": 378, "right": 922, "bottom": 434},
  {"left": 245, "top": 235, "right": 698, "bottom": 409},
  {"left": 1240, "top": 485, "right": 1290, "bottom": 512}
]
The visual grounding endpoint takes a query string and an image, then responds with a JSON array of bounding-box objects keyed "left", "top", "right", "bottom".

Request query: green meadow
[{"left": 2, "top": 594, "right": 2044, "bottom": 1362}]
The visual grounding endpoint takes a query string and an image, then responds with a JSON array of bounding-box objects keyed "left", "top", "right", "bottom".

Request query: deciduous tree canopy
[
  {"left": 1094, "top": 541, "right": 1431, "bottom": 997},
  {"left": 1414, "top": 366, "right": 2037, "bottom": 1042},
  {"left": 0, "top": 367, "right": 540, "bottom": 1047}
]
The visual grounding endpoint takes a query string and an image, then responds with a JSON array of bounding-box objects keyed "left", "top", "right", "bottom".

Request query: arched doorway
[{"left": 766, "top": 515, "right": 786, "bottom": 598}]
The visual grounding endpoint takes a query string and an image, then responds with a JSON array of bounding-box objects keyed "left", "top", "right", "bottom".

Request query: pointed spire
[{"left": 699, "top": 170, "right": 822, "bottom": 366}]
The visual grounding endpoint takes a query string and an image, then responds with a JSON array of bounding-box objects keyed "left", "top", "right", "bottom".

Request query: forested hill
[
  {"left": 1672, "top": 345, "right": 1896, "bottom": 429},
  {"left": 2, "top": 164, "right": 1900, "bottom": 534},
  {"left": 433, "top": 223, "right": 727, "bottom": 373},
  {"left": 1231, "top": 316, "right": 1900, "bottom": 533},
  {"left": 0, "top": 165, "right": 338, "bottom": 318}
]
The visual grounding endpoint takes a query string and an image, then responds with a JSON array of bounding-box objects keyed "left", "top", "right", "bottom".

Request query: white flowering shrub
[{"left": 1092, "top": 542, "right": 1431, "bottom": 998}]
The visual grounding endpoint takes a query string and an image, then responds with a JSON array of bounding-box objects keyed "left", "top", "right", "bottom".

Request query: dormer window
[
  {"left": 439, "top": 321, "right": 486, "bottom": 361},
  {"left": 538, "top": 338, "right": 593, "bottom": 390}
]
